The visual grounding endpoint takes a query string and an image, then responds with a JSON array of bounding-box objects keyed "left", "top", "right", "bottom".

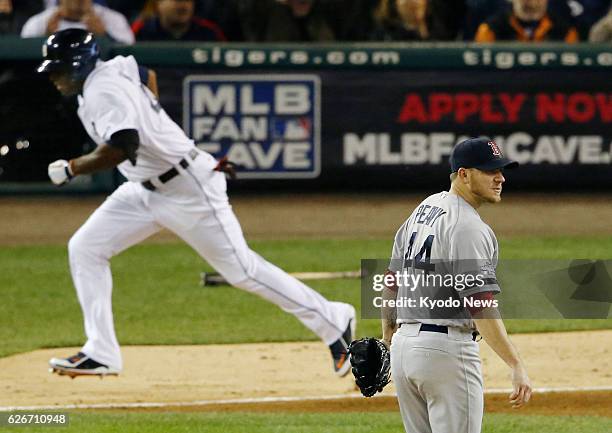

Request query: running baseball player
[
  {"left": 381, "top": 137, "right": 532, "bottom": 433},
  {"left": 39, "top": 29, "right": 355, "bottom": 378}
]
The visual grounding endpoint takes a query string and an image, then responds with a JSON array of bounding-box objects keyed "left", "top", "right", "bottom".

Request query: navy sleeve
[
  {"left": 109, "top": 129, "right": 139, "bottom": 166},
  {"left": 138, "top": 66, "right": 148, "bottom": 85}
]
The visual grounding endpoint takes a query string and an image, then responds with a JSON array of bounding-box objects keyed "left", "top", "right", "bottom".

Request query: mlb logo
[
  {"left": 488, "top": 140, "right": 501, "bottom": 157},
  {"left": 272, "top": 117, "right": 312, "bottom": 141},
  {"left": 184, "top": 74, "right": 321, "bottom": 179}
]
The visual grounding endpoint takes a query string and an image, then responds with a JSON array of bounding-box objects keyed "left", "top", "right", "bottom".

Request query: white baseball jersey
[
  {"left": 63, "top": 54, "right": 355, "bottom": 374},
  {"left": 389, "top": 191, "right": 500, "bottom": 329},
  {"left": 77, "top": 55, "right": 195, "bottom": 182}
]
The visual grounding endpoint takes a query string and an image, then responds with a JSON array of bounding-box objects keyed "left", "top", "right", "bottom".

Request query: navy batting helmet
[{"left": 37, "top": 29, "right": 99, "bottom": 81}]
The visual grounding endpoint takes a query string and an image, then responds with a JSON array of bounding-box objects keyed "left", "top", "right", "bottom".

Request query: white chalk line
[{"left": 1, "top": 385, "right": 611, "bottom": 412}]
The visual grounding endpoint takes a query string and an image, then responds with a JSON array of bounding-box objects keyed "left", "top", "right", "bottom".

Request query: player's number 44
[{"left": 404, "top": 232, "right": 435, "bottom": 271}]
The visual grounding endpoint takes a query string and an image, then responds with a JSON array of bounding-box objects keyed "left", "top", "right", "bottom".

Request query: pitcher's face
[{"left": 466, "top": 168, "right": 506, "bottom": 204}]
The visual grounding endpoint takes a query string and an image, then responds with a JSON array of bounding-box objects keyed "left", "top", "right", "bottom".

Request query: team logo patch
[
  {"left": 488, "top": 140, "right": 502, "bottom": 157},
  {"left": 183, "top": 74, "right": 321, "bottom": 179}
]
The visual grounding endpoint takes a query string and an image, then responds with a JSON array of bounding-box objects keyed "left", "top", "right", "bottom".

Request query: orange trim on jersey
[
  {"left": 509, "top": 15, "right": 529, "bottom": 41},
  {"left": 335, "top": 353, "right": 347, "bottom": 369},
  {"left": 565, "top": 27, "right": 579, "bottom": 43},
  {"left": 533, "top": 16, "right": 553, "bottom": 41},
  {"left": 474, "top": 23, "right": 496, "bottom": 42},
  {"left": 509, "top": 14, "right": 556, "bottom": 42}
]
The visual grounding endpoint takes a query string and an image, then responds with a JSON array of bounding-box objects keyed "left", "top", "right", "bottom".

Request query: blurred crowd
[{"left": 0, "top": 0, "right": 611, "bottom": 43}]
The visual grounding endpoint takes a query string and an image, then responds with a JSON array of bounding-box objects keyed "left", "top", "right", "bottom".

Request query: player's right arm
[
  {"left": 381, "top": 279, "right": 398, "bottom": 347},
  {"left": 473, "top": 308, "right": 532, "bottom": 409},
  {"left": 48, "top": 72, "right": 144, "bottom": 186},
  {"left": 47, "top": 130, "right": 139, "bottom": 185},
  {"left": 69, "top": 139, "right": 131, "bottom": 175},
  {"left": 381, "top": 222, "right": 408, "bottom": 346}
]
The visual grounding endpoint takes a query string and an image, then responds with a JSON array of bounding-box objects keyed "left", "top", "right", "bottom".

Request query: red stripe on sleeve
[{"left": 465, "top": 291, "right": 495, "bottom": 316}]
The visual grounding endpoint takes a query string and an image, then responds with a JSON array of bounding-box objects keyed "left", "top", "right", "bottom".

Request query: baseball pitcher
[{"left": 380, "top": 137, "right": 532, "bottom": 433}]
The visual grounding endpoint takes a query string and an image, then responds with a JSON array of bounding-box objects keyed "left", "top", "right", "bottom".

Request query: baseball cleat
[
  {"left": 329, "top": 308, "right": 357, "bottom": 377},
  {"left": 48, "top": 352, "right": 119, "bottom": 378}
]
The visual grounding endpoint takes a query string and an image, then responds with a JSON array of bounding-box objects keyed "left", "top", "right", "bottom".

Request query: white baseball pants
[
  {"left": 391, "top": 323, "right": 484, "bottom": 433},
  {"left": 67, "top": 149, "right": 354, "bottom": 370}
]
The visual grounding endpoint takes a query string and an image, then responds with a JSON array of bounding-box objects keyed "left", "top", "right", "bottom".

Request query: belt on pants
[
  {"left": 405, "top": 323, "right": 480, "bottom": 341},
  {"left": 142, "top": 149, "right": 199, "bottom": 191}
]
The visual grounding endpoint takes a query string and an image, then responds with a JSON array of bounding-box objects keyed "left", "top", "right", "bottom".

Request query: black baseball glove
[{"left": 347, "top": 338, "right": 391, "bottom": 397}]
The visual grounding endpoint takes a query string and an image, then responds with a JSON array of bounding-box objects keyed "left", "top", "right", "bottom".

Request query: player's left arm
[
  {"left": 146, "top": 69, "right": 159, "bottom": 99},
  {"left": 138, "top": 65, "right": 159, "bottom": 99},
  {"left": 473, "top": 308, "right": 532, "bottom": 409}
]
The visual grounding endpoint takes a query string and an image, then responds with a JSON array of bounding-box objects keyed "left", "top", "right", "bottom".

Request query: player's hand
[
  {"left": 509, "top": 365, "right": 532, "bottom": 408},
  {"left": 48, "top": 160, "right": 74, "bottom": 186},
  {"left": 46, "top": 9, "right": 63, "bottom": 35},
  {"left": 83, "top": 10, "right": 106, "bottom": 36}
]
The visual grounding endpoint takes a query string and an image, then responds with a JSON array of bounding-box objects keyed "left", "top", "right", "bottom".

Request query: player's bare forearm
[
  {"left": 70, "top": 144, "right": 127, "bottom": 176},
  {"left": 381, "top": 286, "right": 398, "bottom": 347},
  {"left": 147, "top": 69, "right": 159, "bottom": 98},
  {"left": 472, "top": 307, "right": 523, "bottom": 368},
  {"left": 473, "top": 307, "right": 532, "bottom": 408}
]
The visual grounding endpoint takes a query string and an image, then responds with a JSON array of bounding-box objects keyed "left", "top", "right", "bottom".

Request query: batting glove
[{"left": 48, "top": 159, "right": 74, "bottom": 186}]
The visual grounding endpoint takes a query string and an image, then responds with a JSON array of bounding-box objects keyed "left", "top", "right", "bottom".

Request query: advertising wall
[{"left": 0, "top": 39, "right": 610, "bottom": 192}]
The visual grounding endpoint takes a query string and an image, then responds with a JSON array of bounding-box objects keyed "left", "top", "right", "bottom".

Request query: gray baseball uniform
[{"left": 389, "top": 191, "right": 501, "bottom": 433}]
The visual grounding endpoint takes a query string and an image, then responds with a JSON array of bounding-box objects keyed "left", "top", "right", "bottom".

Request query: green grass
[
  {"left": 500, "top": 237, "right": 612, "bottom": 259},
  {"left": 1, "top": 237, "right": 611, "bottom": 358},
  {"left": 1, "top": 411, "right": 610, "bottom": 433}
]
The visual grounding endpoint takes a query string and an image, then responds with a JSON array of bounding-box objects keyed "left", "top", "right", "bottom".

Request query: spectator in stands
[
  {"left": 589, "top": 5, "right": 612, "bottom": 41},
  {"left": 105, "top": 0, "right": 150, "bottom": 22},
  {"left": 248, "top": 0, "right": 340, "bottom": 42},
  {"left": 197, "top": 0, "right": 245, "bottom": 41},
  {"left": 336, "top": 0, "right": 380, "bottom": 41},
  {"left": 550, "top": 0, "right": 611, "bottom": 40},
  {"left": 372, "top": 0, "right": 430, "bottom": 40},
  {"left": 463, "top": 0, "right": 509, "bottom": 40},
  {"left": 132, "top": 0, "right": 226, "bottom": 41},
  {"left": 370, "top": 0, "right": 466, "bottom": 41},
  {"left": 0, "top": 0, "right": 43, "bottom": 35},
  {"left": 21, "top": 0, "right": 134, "bottom": 44},
  {"left": 427, "top": 0, "right": 467, "bottom": 40},
  {"left": 475, "top": 0, "right": 579, "bottom": 42},
  {"left": 44, "top": 0, "right": 146, "bottom": 18}
]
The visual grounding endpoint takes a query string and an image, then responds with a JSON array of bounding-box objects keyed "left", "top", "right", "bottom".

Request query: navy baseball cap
[{"left": 449, "top": 137, "right": 518, "bottom": 173}]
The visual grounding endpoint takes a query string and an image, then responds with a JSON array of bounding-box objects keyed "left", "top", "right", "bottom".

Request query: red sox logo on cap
[{"left": 488, "top": 140, "right": 501, "bottom": 157}]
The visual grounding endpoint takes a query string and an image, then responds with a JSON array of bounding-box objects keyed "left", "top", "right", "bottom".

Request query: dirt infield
[
  {"left": 116, "top": 392, "right": 612, "bottom": 417},
  {"left": 1, "top": 193, "right": 612, "bottom": 245},
  {"left": 1, "top": 331, "right": 610, "bottom": 415}
]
